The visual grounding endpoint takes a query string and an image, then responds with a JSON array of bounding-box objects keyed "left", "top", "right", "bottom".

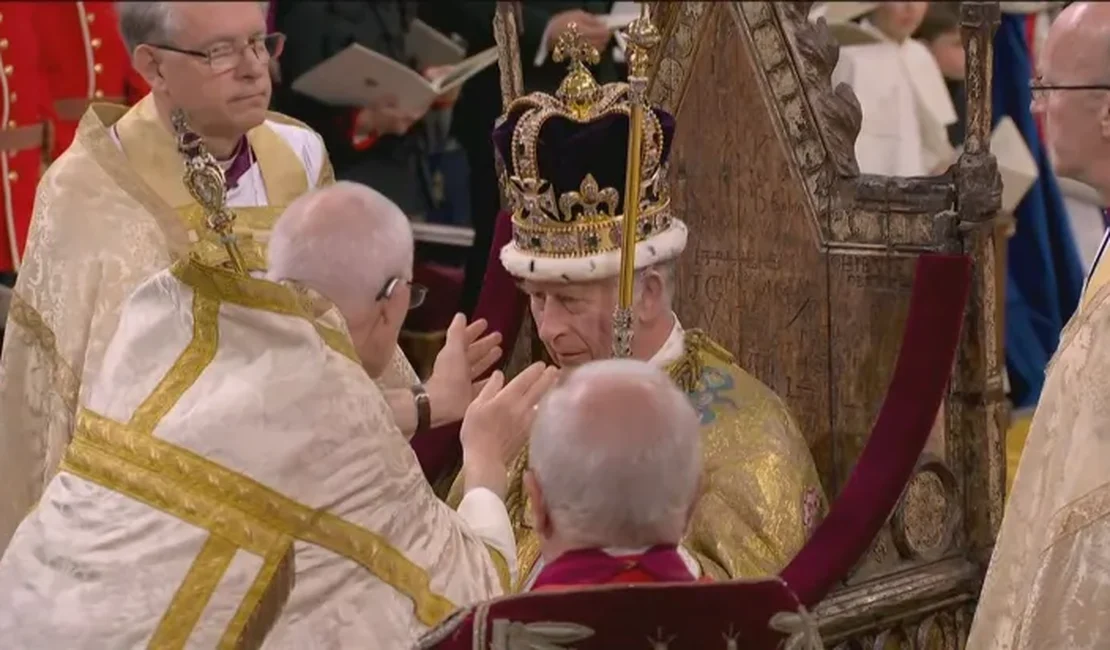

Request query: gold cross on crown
[
  {"left": 552, "top": 25, "right": 601, "bottom": 119},
  {"left": 553, "top": 24, "right": 601, "bottom": 68}
]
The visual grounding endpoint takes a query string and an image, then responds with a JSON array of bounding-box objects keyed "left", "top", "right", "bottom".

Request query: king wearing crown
[{"left": 452, "top": 26, "right": 828, "bottom": 590}]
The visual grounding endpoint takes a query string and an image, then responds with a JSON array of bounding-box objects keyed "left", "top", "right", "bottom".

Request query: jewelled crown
[{"left": 494, "top": 27, "right": 686, "bottom": 283}]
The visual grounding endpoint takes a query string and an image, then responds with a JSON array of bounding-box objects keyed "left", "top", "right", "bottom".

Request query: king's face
[{"left": 521, "top": 278, "right": 620, "bottom": 368}]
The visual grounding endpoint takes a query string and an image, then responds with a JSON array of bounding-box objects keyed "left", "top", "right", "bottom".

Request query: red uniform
[
  {"left": 0, "top": 5, "right": 53, "bottom": 273},
  {"left": 34, "top": 2, "right": 148, "bottom": 161}
]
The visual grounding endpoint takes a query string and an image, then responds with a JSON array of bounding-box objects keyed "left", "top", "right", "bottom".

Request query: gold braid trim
[
  {"left": 170, "top": 257, "right": 358, "bottom": 363},
  {"left": 221, "top": 539, "right": 295, "bottom": 650},
  {"left": 129, "top": 291, "right": 220, "bottom": 434},
  {"left": 6, "top": 292, "right": 80, "bottom": 411},
  {"left": 486, "top": 546, "right": 511, "bottom": 594},
  {"left": 149, "top": 533, "right": 239, "bottom": 649},
  {"left": 66, "top": 408, "right": 457, "bottom": 628}
]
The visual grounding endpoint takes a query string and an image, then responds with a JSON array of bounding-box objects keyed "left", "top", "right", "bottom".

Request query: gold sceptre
[
  {"left": 613, "top": 4, "right": 660, "bottom": 358},
  {"left": 171, "top": 108, "right": 248, "bottom": 275}
]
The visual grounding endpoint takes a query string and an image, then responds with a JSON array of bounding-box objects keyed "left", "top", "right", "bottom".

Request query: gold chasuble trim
[
  {"left": 59, "top": 259, "right": 453, "bottom": 640},
  {"left": 149, "top": 534, "right": 238, "bottom": 650},
  {"left": 221, "top": 538, "right": 295, "bottom": 650},
  {"left": 64, "top": 410, "right": 458, "bottom": 630},
  {"left": 170, "top": 258, "right": 359, "bottom": 363},
  {"left": 487, "top": 547, "right": 511, "bottom": 593},
  {"left": 129, "top": 291, "right": 220, "bottom": 435}
]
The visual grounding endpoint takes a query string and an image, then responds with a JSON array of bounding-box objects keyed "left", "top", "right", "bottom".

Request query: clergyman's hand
[
  {"left": 424, "top": 65, "right": 462, "bottom": 105},
  {"left": 460, "top": 362, "right": 560, "bottom": 498},
  {"left": 424, "top": 313, "right": 476, "bottom": 427},
  {"left": 464, "top": 318, "right": 503, "bottom": 381},
  {"left": 355, "top": 95, "right": 422, "bottom": 137}
]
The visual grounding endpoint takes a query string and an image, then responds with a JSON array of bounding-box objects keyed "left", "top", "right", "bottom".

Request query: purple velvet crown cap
[{"left": 492, "top": 107, "right": 677, "bottom": 214}]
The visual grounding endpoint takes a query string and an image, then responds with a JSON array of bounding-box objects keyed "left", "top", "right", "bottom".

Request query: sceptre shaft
[{"left": 613, "top": 4, "right": 661, "bottom": 358}]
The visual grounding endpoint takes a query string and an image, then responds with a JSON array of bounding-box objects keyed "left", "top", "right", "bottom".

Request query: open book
[
  {"left": 292, "top": 42, "right": 498, "bottom": 115},
  {"left": 406, "top": 19, "right": 466, "bottom": 69}
]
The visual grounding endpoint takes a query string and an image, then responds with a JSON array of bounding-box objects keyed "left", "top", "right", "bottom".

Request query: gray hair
[
  {"left": 116, "top": 2, "right": 270, "bottom": 53},
  {"left": 530, "top": 359, "right": 702, "bottom": 548},
  {"left": 266, "top": 182, "right": 414, "bottom": 325}
]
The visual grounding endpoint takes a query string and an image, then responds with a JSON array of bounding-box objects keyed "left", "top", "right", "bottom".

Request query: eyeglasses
[
  {"left": 376, "top": 277, "right": 428, "bottom": 311},
  {"left": 148, "top": 33, "right": 286, "bottom": 74},
  {"left": 1029, "top": 79, "right": 1110, "bottom": 103}
]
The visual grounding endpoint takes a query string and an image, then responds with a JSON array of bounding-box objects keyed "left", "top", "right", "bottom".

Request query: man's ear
[
  {"left": 523, "top": 470, "right": 551, "bottom": 537},
  {"left": 633, "top": 270, "right": 667, "bottom": 323},
  {"left": 379, "top": 291, "right": 408, "bottom": 328},
  {"left": 132, "top": 46, "right": 164, "bottom": 91}
]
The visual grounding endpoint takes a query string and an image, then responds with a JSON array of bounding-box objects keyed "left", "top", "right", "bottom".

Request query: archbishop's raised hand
[
  {"left": 462, "top": 318, "right": 503, "bottom": 380},
  {"left": 460, "top": 363, "right": 561, "bottom": 498},
  {"left": 423, "top": 313, "right": 477, "bottom": 427}
]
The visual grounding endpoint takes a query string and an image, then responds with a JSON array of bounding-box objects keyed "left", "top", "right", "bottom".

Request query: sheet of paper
[
  {"left": 407, "top": 19, "right": 465, "bottom": 68},
  {"left": 991, "top": 116, "right": 1039, "bottom": 213}
]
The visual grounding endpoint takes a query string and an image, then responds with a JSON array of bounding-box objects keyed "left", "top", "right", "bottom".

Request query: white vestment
[
  {"left": 0, "top": 260, "right": 514, "bottom": 648},
  {"left": 0, "top": 96, "right": 421, "bottom": 552},
  {"left": 832, "top": 21, "right": 957, "bottom": 177}
]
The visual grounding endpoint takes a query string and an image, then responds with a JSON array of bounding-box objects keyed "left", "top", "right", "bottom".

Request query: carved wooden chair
[
  {"left": 642, "top": 3, "right": 1004, "bottom": 646},
  {"left": 422, "top": 2, "right": 1007, "bottom": 648}
]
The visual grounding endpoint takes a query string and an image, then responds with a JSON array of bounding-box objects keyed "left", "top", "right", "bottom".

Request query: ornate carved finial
[
  {"left": 553, "top": 24, "right": 601, "bottom": 118},
  {"left": 624, "top": 4, "right": 661, "bottom": 85},
  {"left": 171, "top": 108, "right": 247, "bottom": 275}
]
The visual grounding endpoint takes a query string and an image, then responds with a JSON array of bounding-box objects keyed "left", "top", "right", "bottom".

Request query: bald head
[
  {"left": 1036, "top": 2, "right": 1110, "bottom": 191},
  {"left": 267, "top": 182, "right": 413, "bottom": 326},
  {"left": 528, "top": 359, "right": 702, "bottom": 550}
]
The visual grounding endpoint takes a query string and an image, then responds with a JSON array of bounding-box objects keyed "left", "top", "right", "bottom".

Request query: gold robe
[
  {"left": 0, "top": 259, "right": 512, "bottom": 648},
  {"left": 451, "top": 322, "right": 828, "bottom": 590},
  {"left": 0, "top": 96, "right": 417, "bottom": 551},
  {"left": 968, "top": 250, "right": 1110, "bottom": 649}
]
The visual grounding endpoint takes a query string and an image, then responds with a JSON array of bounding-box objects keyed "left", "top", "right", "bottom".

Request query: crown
[{"left": 492, "top": 25, "right": 683, "bottom": 280}]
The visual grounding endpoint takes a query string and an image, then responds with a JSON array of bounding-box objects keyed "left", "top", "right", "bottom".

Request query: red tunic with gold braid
[
  {"left": 0, "top": 4, "right": 53, "bottom": 273},
  {"left": 34, "top": 1, "right": 148, "bottom": 161}
]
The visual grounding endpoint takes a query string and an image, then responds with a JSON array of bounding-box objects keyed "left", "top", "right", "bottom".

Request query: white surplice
[{"left": 832, "top": 21, "right": 958, "bottom": 177}]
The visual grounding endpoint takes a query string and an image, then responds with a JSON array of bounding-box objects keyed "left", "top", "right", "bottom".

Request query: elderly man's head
[
  {"left": 521, "top": 263, "right": 676, "bottom": 368},
  {"left": 1036, "top": 2, "right": 1110, "bottom": 190},
  {"left": 119, "top": 2, "right": 276, "bottom": 145},
  {"left": 267, "top": 182, "right": 415, "bottom": 377},
  {"left": 524, "top": 359, "right": 702, "bottom": 559}
]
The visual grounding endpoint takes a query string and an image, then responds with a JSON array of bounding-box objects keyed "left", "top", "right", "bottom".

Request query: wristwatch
[{"left": 411, "top": 384, "right": 431, "bottom": 435}]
